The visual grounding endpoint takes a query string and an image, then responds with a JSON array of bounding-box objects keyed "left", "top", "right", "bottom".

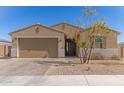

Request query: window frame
[{"left": 95, "top": 35, "right": 106, "bottom": 49}]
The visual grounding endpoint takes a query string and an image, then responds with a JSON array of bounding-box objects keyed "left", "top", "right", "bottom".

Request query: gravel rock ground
[
  {"left": 0, "top": 58, "right": 124, "bottom": 75},
  {"left": 0, "top": 58, "right": 124, "bottom": 85}
]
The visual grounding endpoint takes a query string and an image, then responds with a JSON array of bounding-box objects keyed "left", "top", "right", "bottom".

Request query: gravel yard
[{"left": 0, "top": 58, "right": 124, "bottom": 75}]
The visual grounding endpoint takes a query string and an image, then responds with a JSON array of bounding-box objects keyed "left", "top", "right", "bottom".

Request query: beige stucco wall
[
  {"left": 106, "top": 31, "right": 118, "bottom": 48},
  {"left": 11, "top": 25, "right": 65, "bottom": 49},
  {"left": 118, "top": 44, "right": 124, "bottom": 58},
  {"left": 52, "top": 23, "right": 119, "bottom": 58},
  {"left": 80, "top": 30, "right": 118, "bottom": 48},
  {"left": 52, "top": 23, "right": 82, "bottom": 39},
  {"left": 0, "top": 45, "right": 5, "bottom": 57},
  {"left": 52, "top": 23, "right": 118, "bottom": 48}
]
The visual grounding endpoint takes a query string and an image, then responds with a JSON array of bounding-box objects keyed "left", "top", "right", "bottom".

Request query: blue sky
[{"left": 0, "top": 6, "right": 124, "bottom": 43}]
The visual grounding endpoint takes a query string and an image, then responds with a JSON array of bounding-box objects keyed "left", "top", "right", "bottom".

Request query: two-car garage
[
  {"left": 10, "top": 24, "right": 65, "bottom": 58},
  {"left": 18, "top": 38, "right": 58, "bottom": 58}
]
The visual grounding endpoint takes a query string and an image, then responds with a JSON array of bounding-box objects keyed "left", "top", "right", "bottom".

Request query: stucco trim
[
  {"left": 9, "top": 24, "right": 65, "bottom": 36},
  {"left": 16, "top": 36, "right": 61, "bottom": 38},
  {"left": 58, "top": 48, "right": 65, "bottom": 57},
  {"left": 51, "top": 22, "right": 84, "bottom": 31},
  {"left": 16, "top": 36, "right": 64, "bottom": 58},
  {"left": 17, "top": 38, "right": 19, "bottom": 58},
  {"left": 0, "top": 42, "right": 11, "bottom": 46},
  {"left": 78, "top": 48, "right": 119, "bottom": 57},
  {"left": 11, "top": 48, "right": 17, "bottom": 57}
]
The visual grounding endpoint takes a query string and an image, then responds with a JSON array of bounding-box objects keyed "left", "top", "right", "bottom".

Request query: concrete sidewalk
[{"left": 0, "top": 75, "right": 124, "bottom": 86}]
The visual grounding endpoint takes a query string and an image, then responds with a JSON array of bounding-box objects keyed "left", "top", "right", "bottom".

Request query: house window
[{"left": 95, "top": 36, "right": 106, "bottom": 48}]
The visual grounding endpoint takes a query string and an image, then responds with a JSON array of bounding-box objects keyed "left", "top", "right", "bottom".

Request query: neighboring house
[
  {"left": 9, "top": 22, "right": 120, "bottom": 58},
  {"left": 0, "top": 38, "right": 11, "bottom": 57}
]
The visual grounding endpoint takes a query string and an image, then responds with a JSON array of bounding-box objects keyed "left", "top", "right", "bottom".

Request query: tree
[{"left": 74, "top": 7, "right": 111, "bottom": 64}]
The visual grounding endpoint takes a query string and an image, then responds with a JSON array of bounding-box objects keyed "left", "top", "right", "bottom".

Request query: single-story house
[
  {"left": 0, "top": 38, "right": 11, "bottom": 57},
  {"left": 9, "top": 22, "right": 120, "bottom": 58}
]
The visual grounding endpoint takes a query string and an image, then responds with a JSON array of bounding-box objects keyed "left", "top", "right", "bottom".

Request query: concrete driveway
[
  {"left": 0, "top": 58, "right": 124, "bottom": 85},
  {"left": 0, "top": 58, "right": 124, "bottom": 75}
]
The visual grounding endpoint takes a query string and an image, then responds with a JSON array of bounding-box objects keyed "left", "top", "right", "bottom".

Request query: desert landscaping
[{"left": 0, "top": 58, "right": 124, "bottom": 75}]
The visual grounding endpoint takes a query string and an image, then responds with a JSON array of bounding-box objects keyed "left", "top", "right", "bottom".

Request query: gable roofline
[
  {"left": 9, "top": 22, "right": 120, "bottom": 36},
  {"left": 51, "top": 22, "right": 84, "bottom": 31},
  {"left": 0, "top": 38, "right": 11, "bottom": 46},
  {"left": 0, "top": 38, "right": 11, "bottom": 43},
  {"left": 51, "top": 22, "right": 120, "bottom": 35},
  {"left": 107, "top": 28, "right": 121, "bottom": 35},
  {"left": 80, "top": 25, "right": 121, "bottom": 35},
  {"left": 9, "top": 23, "right": 65, "bottom": 36}
]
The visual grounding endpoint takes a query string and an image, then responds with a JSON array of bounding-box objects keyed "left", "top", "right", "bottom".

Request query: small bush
[{"left": 91, "top": 53, "right": 104, "bottom": 60}]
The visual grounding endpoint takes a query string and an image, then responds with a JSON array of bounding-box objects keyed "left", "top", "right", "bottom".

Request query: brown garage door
[{"left": 18, "top": 38, "right": 58, "bottom": 58}]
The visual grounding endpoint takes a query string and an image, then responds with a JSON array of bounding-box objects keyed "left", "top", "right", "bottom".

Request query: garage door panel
[
  {"left": 19, "top": 38, "right": 58, "bottom": 58},
  {"left": 19, "top": 50, "right": 49, "bottom": 58}
]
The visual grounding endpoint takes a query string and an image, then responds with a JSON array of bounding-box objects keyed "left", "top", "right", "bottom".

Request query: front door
[{"left": 65, "top": 39, "right": 76, "bottom": 56}]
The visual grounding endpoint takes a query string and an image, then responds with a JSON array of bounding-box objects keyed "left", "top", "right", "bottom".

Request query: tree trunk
[
  {"left": 82, "top": 48, "right": 88, "bottom": 64},
  {"left": 86, "top": 47, "right": 93, "bottom": 64},
  {"left": 79, "top": 48, "right": 83, "bottom": 64},
  {"left": 86, "top": 39, "right": 94, "bottom": 64}
]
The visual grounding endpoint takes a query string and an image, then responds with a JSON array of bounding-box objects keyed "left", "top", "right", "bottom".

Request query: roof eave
[{"left": 9, "top": 24, "right": 65, "bottom": 36}]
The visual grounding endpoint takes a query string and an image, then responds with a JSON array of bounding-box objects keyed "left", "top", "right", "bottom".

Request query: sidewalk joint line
[{"left": 84, "top": 75, "right": 90, "bottom": 86}]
